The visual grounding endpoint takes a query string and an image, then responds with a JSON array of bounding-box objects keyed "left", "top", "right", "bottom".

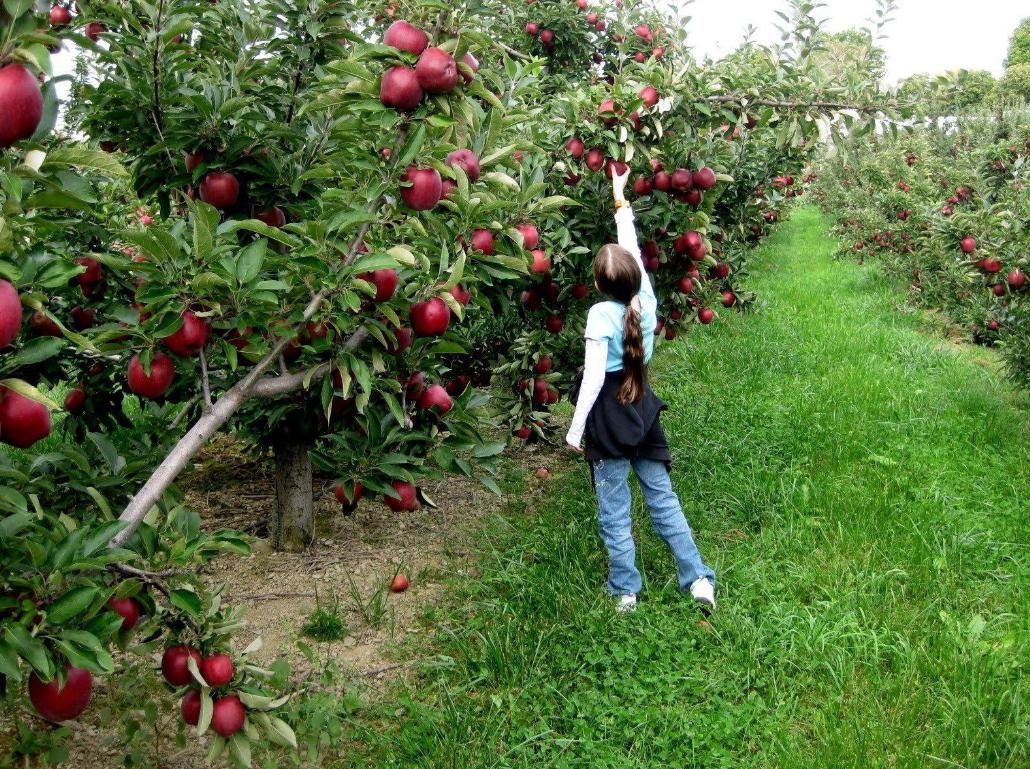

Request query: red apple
[
  {"left": 49, "top": 5, "right": 72, "bottom": 25},
  {"left": 380, "top": 66, "right": 424, "bottom": 111},
  {"left": 0, "top": 280, "right": 22, "bottom": 347},
  {"left": 30, "top": 310, "right": 61, "bottom": 337},
  {"left": 534, "top": 355, "right": 552, "bottom": 374},
  {"left": 671, "top": 168, "right": 693, "bottom": 191},
  {"left": 29, "top": 666, "right": 92, "bottom": 722},
  {"left": 200, "top": 653, "right": 234, "bottom": 688},
  {"left": 693, "top": 167, "right": 717, "bottom": 190},
  {"left": 1008, "top": 269, "right": 1026, "bottom": 290},
  {"left": 416, "top": 47, "right": 458, "bottom": 93},
  {"left": 64, "top": 386, "right": 86, "bottom": 415},
  {"left": 0, "top": 388, "right": 51, "bottom": 449},
  {"left": 525, "top": 22, "right": 538, "bottom": 35},
  {"left": 633, "top": 177, "right": 653, "bottom": 196},
  {"left": 163, "top": 310, "right": 209, "bottom": 356},
  {"left": 530, "top": 249, "right": 551, "bottom": 274},
  {"left": 411, "top": 297, "right": 450, "bottom": 336},
  {"left": 639, "top": 86, "right": 659, "bottom": 107},
  {"left": 721, "top": 290, "right": 736, "bottom": 307},
  {"left": 360, "top": 268, "right": 398, "bottom": 302},
  {"left": 181, "top": 689, "right": 202, "bottom": 726},
  {"left": 390, "top": 574, "right": 410, "bottom": 593},
  {"left": 714, "top": 262, "right": 730, "bottom": 278},
  {"left": 334, "top": 481, "right": 363, "bottom": 506},
  {"left": 385, "top": 480, "right": 419, "bottom": 512},
  {"left": 417, "top": 383, "right": 453, "bottom": 414},
  {"left": 199, "top": 171, "right": 240, "bottom": 210},
  {"left": 634, "top": 24, "right": 651, "bottom": 40},
  {"left": 653, "top": 171, "right": 671, "bottom": 191},
  {"left": 566, "top": 137, "right": 585, "bottom": 158},
  {"left": 683, "top": 188, "right": 703, "bottom": 207},
  {"left": 521, "top": 288, "right": 541, "bottom": 310},
  {"left": 184, "top": 151, "right": 205, "bottom": 173},
  {"left": 75, "top": 256, "right": 103, "bottom": 286},
  {"left": 545, "top": 314, "right": 563, "bottom": 333},
  {"left": 161, "top": 645, "right": 202, "bottom": 687},
  {"left": 70, "top": 302, "right": 95, "bottom": 329},
  {"left": 597, "top": 98, "right": 618, "bottom": 126},
  {"left": 127, "top": 353, "right": 175, "bottom": 399},
  {"left": 515, "top": 223, "right": 539, "bottom": 250},
  {"left": 107, "top": 597, "right": 141, "bottom": 632},
  {"left": 460, "top": 53, "right": 479, "bottom": 84},
  {"left": 445, "top": 148, "right": 480, "bottom": 182},
  {"left": 539, "top": 29, "right": 554, "bottom": 44},
  {"left": 211, "top": 695, "right": 245, "bottom": 738},
  {"left": 571, "top": 283, "right": 589, "bottom": 300},
  {"left": 960, "top": 236, "right": 976, "bottom": 254},
  {"left": 514, "top": 425, "right": 532, "bottom": 440},
  {"left": 255, "top": 207, "right": 286, "bottom": 228},
  {"left": 383, "top": 19, "right": 428, "bottom": 54},
  {"left": 698, "top": 307, "right": 715, "bottom": 324},
  {"left": 677, "top": 276, "right": 693, "bottom": 294},
  {"left": 585, "top": 148, "right": 605, "bottom": 172},
  {"left": 85, "top": 21, "right": 105, "bottom": 41},
  {"left": 401, "top": 165, "right": 442, "bottom": 210}
]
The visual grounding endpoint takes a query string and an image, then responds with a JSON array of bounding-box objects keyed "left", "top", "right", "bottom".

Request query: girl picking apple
[{"left": 566, "top": 167, "right": 716, "bottom": 614}]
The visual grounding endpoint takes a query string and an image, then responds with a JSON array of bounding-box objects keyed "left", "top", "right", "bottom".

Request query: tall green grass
[{"left": 340, "top": 206, "right": 1028, "bottom": 769}]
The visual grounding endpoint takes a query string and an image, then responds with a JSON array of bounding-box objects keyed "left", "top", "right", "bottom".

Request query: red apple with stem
[
  {"left": 411, "top": 297, "right": 450, "bottom": 336},
  {"left": 380, "top": 66, "right": 424, "bottom": 111},
  {"left": 107, "top": 596, "right": 141, "bottom": 631},
  {"left": 211, "top": 695, "right": 245, "bottom": 737},
  {"left": 161, "top": 645, "right": 202, "bottom": 687},
  {"left": 163, "top": 310, "right": 209, "bottom": 356},
  {"left": 200, "top": 653, "right": 234, "bottom": 688},
  {"left": 199, "top": 171, "right": 240, "bottom": 209},
  {"left": 401, "top": 165, "right": 442, "bottom": 210},
  {"left": 416, "top": 48, "right": 459, "bottom": 93},
  {"left": 127, "top": 353, "right": 175, "bottom": 399}
]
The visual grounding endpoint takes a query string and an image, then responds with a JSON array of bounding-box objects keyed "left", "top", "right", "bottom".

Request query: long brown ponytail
[{"left": 593, "top": 244, "right": 646, "bottom": 404}]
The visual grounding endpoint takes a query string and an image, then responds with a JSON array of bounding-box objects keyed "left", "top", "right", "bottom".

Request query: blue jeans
[{"left": 592, "top": 457, "right": 715, "bottom": 596}]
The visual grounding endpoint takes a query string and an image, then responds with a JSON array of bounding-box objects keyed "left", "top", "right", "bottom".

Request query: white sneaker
[
  {"left": 689, "top": 578, "right": 716, "bottom": 613},
  {"left": 615, "top": 594, "right": 637, "bottom": 613}
]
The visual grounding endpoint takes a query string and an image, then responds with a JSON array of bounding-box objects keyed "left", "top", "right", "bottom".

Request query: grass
[{"left": 335, "top": 206, "right": 1028, "bottom": 768}]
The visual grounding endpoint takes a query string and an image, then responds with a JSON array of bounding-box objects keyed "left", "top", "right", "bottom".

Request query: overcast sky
[{"left": 668, "top": 0, "right": 1027, "bottom": 85}]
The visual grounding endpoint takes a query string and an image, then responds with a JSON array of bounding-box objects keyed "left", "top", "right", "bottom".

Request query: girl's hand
[
  {"left": 565, "top": 437, "right": 583, "bottom": 454},
  {"left": 612, "top": 166, "right": 630, "bottom": 202}
]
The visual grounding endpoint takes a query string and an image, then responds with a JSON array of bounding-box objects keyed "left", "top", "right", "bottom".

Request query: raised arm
[{"left": 611, "top": 167, "right": 655, "bottom": 303}]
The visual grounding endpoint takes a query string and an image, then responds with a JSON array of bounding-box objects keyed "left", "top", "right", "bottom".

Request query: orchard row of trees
[
  {"left": 812, "top": 113, "right": 1029, "bottom": 388},
  {"left": 1, "top": 0, "right": 896, "bottom": 764}
]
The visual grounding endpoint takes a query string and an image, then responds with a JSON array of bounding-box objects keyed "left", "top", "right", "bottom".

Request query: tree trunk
[{"left": 270, "top": 437, "right": 314, "bottom": 552}]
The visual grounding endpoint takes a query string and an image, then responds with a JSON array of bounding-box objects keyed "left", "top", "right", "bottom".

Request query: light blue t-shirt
[
  {"left": 583, "top": 205, "right": 657, "bottom": 372},
  {"left": 584, "top": 292, "right": 657, "bottom": 372}
]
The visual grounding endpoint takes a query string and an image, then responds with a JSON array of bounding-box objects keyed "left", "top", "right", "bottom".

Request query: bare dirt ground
[{"left": 4, "top": 436, "right": 563, "bottom": 768}]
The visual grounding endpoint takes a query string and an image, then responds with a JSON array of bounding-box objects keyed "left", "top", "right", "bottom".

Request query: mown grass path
[{"left": 349, "top": 206, "right": 1028, "bottom": 768}]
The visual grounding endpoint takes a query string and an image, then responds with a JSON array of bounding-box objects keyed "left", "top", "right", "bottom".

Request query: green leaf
[
  {"left": 4, "top": 625, "right": 52, "bottom": 678},
  {"left": 229, "top": 733, "right": 252, "bottom": 768},
  {"left": 42, "top": 146, "right": 128, "bottom": 178},
  {"left": 236, "top": 240, "right": 267, "bottom": 284},
  {"left": 6, "top": 336, "right": 64, "bottom": 367},
  {"left": 395, "top": 122, "right": 427, "bottom": 169},
  {"left": 47, "top": 586, "right": 100, "bottom": 625},
  {"left": 0, "top": 639, "right": 22, "bottom": 681},
  {"left": 170, "top": 588, "right": 204, "bottom": 616}
]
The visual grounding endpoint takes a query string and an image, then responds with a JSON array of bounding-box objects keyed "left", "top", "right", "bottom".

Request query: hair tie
[{"left": 629, "top": 294, "right": 641, "bottom": 312}]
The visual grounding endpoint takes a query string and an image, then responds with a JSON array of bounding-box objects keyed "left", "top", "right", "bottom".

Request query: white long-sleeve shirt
[{"left": 566, "top": 204, "right": 655, "bottom": 449}]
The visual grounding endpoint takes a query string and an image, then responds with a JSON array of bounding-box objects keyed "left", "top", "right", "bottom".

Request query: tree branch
[
  {"left": 109, "top": 124, "right": 413, "bottom": 549},
  {"left": 249, "top": 328, "right": 369, "bottom": 398},
  {"left": 497, "top": 41, "right": 532, "bottom": 62},
  {"left": 198, "top": 348, "right": 212, "bottom": 409},
  {"left": 704, "top": 94, "right": 889, "bottom": 113}
]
